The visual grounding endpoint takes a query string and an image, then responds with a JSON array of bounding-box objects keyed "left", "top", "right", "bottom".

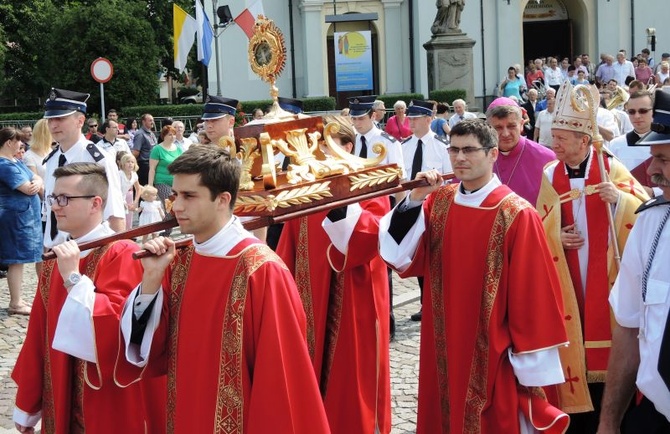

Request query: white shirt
[
  {"left": 609, "top": 201, "right": 670, "bottom": 419},
  {"left": 609, "top": 133, "right": 652, "bottom": 172},
  {"left": 175, "top": 137, "right": 193, "bottom": 152},
  {"left": 356, "top": 125, "right": 406, "bottom": 179},
  {"left": 401, "top": 131, "right": 452, "bottom": 181},
  {"left": 545, "top": 67, "right": 564, "bottom": 87},
  {"left": 613, "top": 60, "right": 636, "bottom": 86},
  {"left": 535, "top": 109, "right": 555, "bottom": 147},
  {"left": 98, "top": 137, "right": 131, "bottom": 159},
  {"left": 44, "top": 135, "right": 125, "bottom": 248},
  {"left": 448, "top": 111, "right": 477, "bottom": 129}
]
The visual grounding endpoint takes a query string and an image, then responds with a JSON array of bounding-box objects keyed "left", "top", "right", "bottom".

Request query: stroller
[{"left": 530, "top": 77, "right": 547, "bottom": 101}]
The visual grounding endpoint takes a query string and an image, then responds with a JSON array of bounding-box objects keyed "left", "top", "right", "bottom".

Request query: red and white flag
[{"left": 234, "top": 0, "right": 264, "bottom": 39}]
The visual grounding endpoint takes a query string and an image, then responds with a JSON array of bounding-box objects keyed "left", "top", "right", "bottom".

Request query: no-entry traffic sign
[{"left": 91, "top": 57, "right": 113, "bottom": 83}]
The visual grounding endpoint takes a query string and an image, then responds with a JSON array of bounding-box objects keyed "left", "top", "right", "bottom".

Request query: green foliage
[
  {"left": 377, "top": 93, "right": 425, "bottom": 108},
  {"left": 49, "top": 1, "right": 161, "bottom": 109},
  {"left": 0, "top": 111, "right": 44, "bottom": 122},
  {"left": 428, "top": 89, "right": 467, "bottom": 104},
  {"left": 123, "top": 97, "right": 337, "bottom": 120},
  {"left": 0, "top": 1, "right": 56, "bottom": 101}
]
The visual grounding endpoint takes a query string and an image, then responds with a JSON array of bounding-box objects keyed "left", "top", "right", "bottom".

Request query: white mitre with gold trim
[{"left": 551, "top": 80, "right": 600, "bottom": 137}]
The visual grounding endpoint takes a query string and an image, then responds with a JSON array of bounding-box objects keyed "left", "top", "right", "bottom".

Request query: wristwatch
[{"left": 64, "top": 272, "right": 82, "bottom": 289}]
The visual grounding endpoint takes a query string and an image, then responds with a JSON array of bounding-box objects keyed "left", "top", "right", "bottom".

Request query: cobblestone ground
[{"left": 0, "top": 264, "right": 421, "bottom": 433}]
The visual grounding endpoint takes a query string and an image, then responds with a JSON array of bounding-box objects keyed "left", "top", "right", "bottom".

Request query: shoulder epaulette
[
  {"left": 43, "top": 147, "right": 59, "bottom": 165},
  {"left": 434, "top": 135, "right": 449, "bottom": 146},
  {"left": 380, "top": 131, "right": 398, "bottom": 143},
  {"left": 635, "top": 196, "right": 670, "bottom": 214},
  {"left": 86, "top": 143, "right": 105, "bottom": 162},
  {"left": 401, "top": 136, "right": 413, "bottom": 144}
]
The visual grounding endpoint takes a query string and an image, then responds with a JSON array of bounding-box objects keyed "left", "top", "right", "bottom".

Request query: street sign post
[{"left": 91, "top": 57, "right": 113, "bottom": 121}]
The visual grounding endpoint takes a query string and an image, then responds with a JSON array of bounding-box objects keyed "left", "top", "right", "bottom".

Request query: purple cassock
[{"left": 493, "top": 136, "right": 556, "bottom": 206}]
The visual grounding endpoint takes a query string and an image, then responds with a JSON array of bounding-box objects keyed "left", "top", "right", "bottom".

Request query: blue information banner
[{"left": 334, "top": 31, "right": 373, "bottom": 92}]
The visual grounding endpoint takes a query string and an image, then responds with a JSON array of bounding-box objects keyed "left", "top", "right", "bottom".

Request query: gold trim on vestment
[
  {"left": 463, "top": 194, "right": 526, "bottom": 433},
  {"left": 167, "top": 245, "right": 195, "bottom": 434},
  {"left": 215, "top": 244, "right": 273, "bottom": 434},
  {"left": 39, "top": 259, "right": 57, "bottom": 434},
  {"left": 428, "top": 186, "right": 455, "bottom": 432},
  {"left": 295, "top": 217, "right": 316, "bottom": 359},
  {"left": 319, "top": 271, "right": 345, "bottom": 396},
  {"left": 584, "top": 340, "right": 612, "bottom": 348}
]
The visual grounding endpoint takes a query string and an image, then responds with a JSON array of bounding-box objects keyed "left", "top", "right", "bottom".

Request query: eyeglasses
[
  {"left": 46, "top": 194, "right": 95, "bottom": 207},
  {"left": 626, "top": 108, "right": 652, "bottom": 115},
  {"left": 447, "top": 146, "right": 492, "bottom": 156},
  {"left": 89, "top": 124, "right": 98, "bottom": 128}
]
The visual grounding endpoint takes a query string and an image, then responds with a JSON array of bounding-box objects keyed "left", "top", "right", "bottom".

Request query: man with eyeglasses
[
  {"left": 12, "top": 162, "right": 165, "bottom": 434},
  {"left": 43, "top": 88, "right": 125, "bottom": 249},
  {"left": 378, "top": 119, "right": 569, "bottom": 433},
  {"left": 608, "top": 91, "right": 662, "bottom": 197},
  {"left": 536, "top": 81, "right": 648, "bottom": 432}
]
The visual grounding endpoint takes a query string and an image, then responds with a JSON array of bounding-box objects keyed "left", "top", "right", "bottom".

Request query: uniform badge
[{"left": 49, "top": 89, "right": 57, "bottom": 101}]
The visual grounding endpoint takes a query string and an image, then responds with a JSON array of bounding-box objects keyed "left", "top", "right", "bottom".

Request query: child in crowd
[
  {"left": 138, "top": 185, "right": 165, "bottom": 243},
  {"left": 119, "top": 153, "right": 142, "bottom": 231}
]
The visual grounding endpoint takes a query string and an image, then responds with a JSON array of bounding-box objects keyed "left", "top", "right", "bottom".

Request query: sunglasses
[{"left": 626, "top": 108, "right": 652, "bottom": 115}]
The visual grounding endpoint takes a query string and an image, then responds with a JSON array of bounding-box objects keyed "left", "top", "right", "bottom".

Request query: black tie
[
  {"left": 359, "top": 136, "right": 367, "bottom": 158},
  {"left": 282, "top": 155, "right": 290, "bottom": 171},
  {"left": 411, "top": 139, "right": 423, "bottom": 180},
  {"left": 50, "top": 153, "right": 67, "bottom": 240}
]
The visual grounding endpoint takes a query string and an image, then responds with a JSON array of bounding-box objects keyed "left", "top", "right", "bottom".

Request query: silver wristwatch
[{"left": 64, "top": 272, "right": 82, "bottom": 289}]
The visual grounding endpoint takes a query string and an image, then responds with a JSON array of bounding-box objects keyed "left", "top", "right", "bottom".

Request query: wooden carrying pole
[{"left": 42, "top": 173, "right": 454, "bottom": 261}]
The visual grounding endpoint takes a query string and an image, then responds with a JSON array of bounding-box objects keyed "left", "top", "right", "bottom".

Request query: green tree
[
  {"left": 0, "top": 0, "right": 56, "bottom": 105},
  {"left": 49, "top": 0, "right": 161, "bottom": 111}
]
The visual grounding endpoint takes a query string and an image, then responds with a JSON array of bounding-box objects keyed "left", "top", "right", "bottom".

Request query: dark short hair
[
  {"left": 450, "top": 119, "right": 498, "bottom": 149},
  {"left": 0, "top": 127, "right": 26, "bottom": 146},
  {"left": 168, "top": 145, "right": 240, "bottom": 208},
  {"left": 53, "top": 162, "right": 108, "bottom": 206},
  {"left": 100, "top": 119, "right": 116, "bottom": 134},
  {"left": 436, "top": 103, "right": 449, "bottom": 115}
]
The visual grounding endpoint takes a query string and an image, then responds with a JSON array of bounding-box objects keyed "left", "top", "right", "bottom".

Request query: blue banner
[{"left": 334, "top": 31, "right": 373, "bottom": 92}]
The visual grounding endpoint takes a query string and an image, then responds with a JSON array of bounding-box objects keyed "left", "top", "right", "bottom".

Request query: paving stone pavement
[{"left": 0, "top": 264, "right": 422, "bottom": 433}]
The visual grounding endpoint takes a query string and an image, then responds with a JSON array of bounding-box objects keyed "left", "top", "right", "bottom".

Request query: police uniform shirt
[
  {"left": 44, "top": 135, "right": 126, "bottom": 248},
  {"left": 609, "top": 198, "right": 670, "bottom": 419},
  {"left": 99, "top": 137, "right": 131, "bottom": 159},
  {"left": 401, "top": 131, "right": 452, "bottom": 181},
  {"left": 356, "top": 126, "right": 406, "bottom": 179}
]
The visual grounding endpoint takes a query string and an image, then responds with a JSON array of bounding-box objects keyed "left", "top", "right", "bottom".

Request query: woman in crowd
[
  {"left": 148, "top": 124, "right": 183, "bottom": 203},
  {"left": 635, "top": 58, "right": 655, "bottom": 85},
  {"left": 500, "top": 66, "right": 526, "bottom": 100},
  {"left": 126, "top": 117, "right": 139, "bottom": 143},
  {"left": 23, "top": 119, "right": 52, "bottom": 234},
  {"left": 385, "top": 100, "right": 411, "bottom": 141},
  {"left": 0, "top": 127, "right": 42, "bottom": 316}
]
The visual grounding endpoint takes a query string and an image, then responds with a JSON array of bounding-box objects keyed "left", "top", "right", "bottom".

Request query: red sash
[{"left": 552, "top": 156, "right": 612, "bottom": 373}]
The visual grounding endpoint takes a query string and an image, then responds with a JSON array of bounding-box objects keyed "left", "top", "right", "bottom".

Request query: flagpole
[{"left": 212, "top": 0, "right": 222, "bottom": 96}]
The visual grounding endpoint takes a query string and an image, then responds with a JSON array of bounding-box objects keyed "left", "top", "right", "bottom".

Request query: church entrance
[{"left": 522, "top": 0, "right": 572, "bottom": 64}]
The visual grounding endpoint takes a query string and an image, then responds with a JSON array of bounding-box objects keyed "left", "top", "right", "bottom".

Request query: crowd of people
[{"left": 3, "top": 70, "right": 670, "bottom": 434}]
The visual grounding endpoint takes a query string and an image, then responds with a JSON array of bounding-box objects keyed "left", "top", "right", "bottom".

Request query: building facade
[{"left": 208, "top": 0, "right": 670, "bottom": 108}]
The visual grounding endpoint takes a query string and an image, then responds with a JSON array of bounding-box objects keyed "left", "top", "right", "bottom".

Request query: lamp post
[
  {"left": 211, "top": 2, "right": 233, "bottom": 96},
  {"left": 647, "top": 27, "right": 657, "bottom": 62}
]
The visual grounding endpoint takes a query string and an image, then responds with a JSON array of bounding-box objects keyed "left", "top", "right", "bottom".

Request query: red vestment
[
  {"left": 399, "top": 185, "right": 568, "bottom": 434},
  {"left": 12, "top": 241, "right": 166, "bottom": 434},
  {"left": 276, "top": 198, "right": 391, "bottom": 434},
  {"left": 120, "top": 238, "right": 330, "bottom": 434}
]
